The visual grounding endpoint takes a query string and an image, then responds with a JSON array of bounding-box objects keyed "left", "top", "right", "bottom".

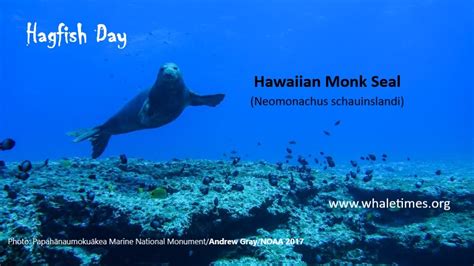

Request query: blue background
[{"left": 1, "top": 0, "right": 472, "bottom": 163}]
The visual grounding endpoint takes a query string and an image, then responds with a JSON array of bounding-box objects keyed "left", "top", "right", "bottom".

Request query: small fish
[
  {"left": 18, "top": 160, "right": 32, "bottom": 172},
  {"left": 275, "top": 162, "right": 283, "bottom": 170},
  {"left": 360, "top": 156, "right": 365, "bottom": 160},
  {"left": 285, "top": 154, "right": 293, "bottom": 160},
  {"left": 314, "top": 158, "right": 319, "bottom": 164},
  {"left": 231, "top": 183, "right": 244, "bottom": 191},
  {"left": 368, "top": 154, "right": 376, "bottom": 161},
  {"left": 334, "top": 120, "right": 341, "bottom": 126},
  {"left": 323, "top": 130, "right": 331, "bottom": 136},
  {"left": 119, "top": 154, "right": 128, "bottom": 164},
  {"left": 350, "top": 171, "right": 357, "bottom": 179},
  {"left": 289, "top": 177, "right": 296, "bottom": 190},
  {"left": 178, "top": 165, "right": 186, "bottom": 175},
  {"left": 363, "top": 175, "right": 372, "bottom": 182},
  {"left": 230, "top": 150, "right": 237, "bottom": 155},
  {"left": 320, "top": 151, "right": 324, "bottom": 155},
  {"left": 16, "top": 172, "right": 30, "bottom": 180},
  {"left": 257, "top": 142, "right": 262, "bottom": 146},
  {"left": 325, "top": 156, "right": 336, "bottom": 168},
  {"left": 415, "top": 181, "right": 423, "bottom": 188},
  {"left": 0, "top": 138, "right": 15, "bottom": 151},
  {"left": 231, "top": 157, "right": 240, "bottom": 166},
  {"left": 288, "top": 140, "right": 297, "bottom": 145},
  {"left": 286, "top": 148, "right": 292, "bottom": 154},
  {"left": 298, "top": 156, "right": 308, "bottom": 166}
]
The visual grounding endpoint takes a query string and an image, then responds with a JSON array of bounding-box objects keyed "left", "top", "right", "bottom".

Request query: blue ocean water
[{"left": 1, "top": 0, "right": 473, "bottom": 163}]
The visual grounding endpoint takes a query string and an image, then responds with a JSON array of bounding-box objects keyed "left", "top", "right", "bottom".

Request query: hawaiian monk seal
[{"left": 69, "top": 63, "right": 225, "bottom": 158}]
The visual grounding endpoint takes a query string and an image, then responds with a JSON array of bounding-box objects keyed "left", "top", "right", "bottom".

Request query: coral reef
[{"left": 0, "top": 158, "right": 472, "bottom": 265}]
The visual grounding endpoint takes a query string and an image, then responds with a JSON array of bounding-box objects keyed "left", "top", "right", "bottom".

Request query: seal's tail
[{"left": 67, "top": 127, "right": 111, "bottom": 159}]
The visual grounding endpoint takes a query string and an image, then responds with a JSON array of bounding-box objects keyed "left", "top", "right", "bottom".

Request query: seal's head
[
  {"left": 141, "top": 62, "right": 186, "bottom": 125},
  {"left": 157, "top": 63, "right": 182, "bottom": 82}
]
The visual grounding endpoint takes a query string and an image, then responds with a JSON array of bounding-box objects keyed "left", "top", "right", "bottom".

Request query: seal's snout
[
  {"left": 159, "top": 63, "right": 181, "bottom": 81},
  {"left": 163, "top": 69, "right": 176, "bottom": 78}
]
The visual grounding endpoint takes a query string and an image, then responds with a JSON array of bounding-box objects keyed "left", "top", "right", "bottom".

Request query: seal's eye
[
  {"left": 160, "top": 66, "right": 165, "bottom": 71},
  {"left": 173, "top": 66, "right": 178, "bottom": 70}
]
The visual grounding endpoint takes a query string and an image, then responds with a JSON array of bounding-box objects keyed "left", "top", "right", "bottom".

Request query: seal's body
[{"left": 70, "top": 63, "right": 225, "bottom": 158}]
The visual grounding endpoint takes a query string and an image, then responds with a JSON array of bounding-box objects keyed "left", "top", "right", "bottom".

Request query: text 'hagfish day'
[{"left": 26, "top": 22, "right": 127, "bottom": 49}]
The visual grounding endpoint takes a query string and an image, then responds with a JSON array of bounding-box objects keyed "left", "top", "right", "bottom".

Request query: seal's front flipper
[
  {"left": 189, "top": 92, "right": 225, "bottom": 107},
  {"left": 68, "top": 127, "right": 111, "bottom": 159}
]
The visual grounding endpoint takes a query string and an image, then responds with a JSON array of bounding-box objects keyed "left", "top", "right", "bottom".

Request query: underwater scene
[{"left": 1, "top": 0, "right": 473, "bottom": 265}]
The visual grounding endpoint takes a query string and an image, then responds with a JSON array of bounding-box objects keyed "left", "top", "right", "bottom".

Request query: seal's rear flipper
[
  {"left": 189, "top": 93, "right": 225, "bottom": 107},
  {"left": 67, "top": 127, "right": 111, "bottom": 159},
  {"left": 68, "top": 128, "right": 100, "bottom": 142},
  {"left": 91, "top": 133, "right": 111, "bottom": 159}
]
